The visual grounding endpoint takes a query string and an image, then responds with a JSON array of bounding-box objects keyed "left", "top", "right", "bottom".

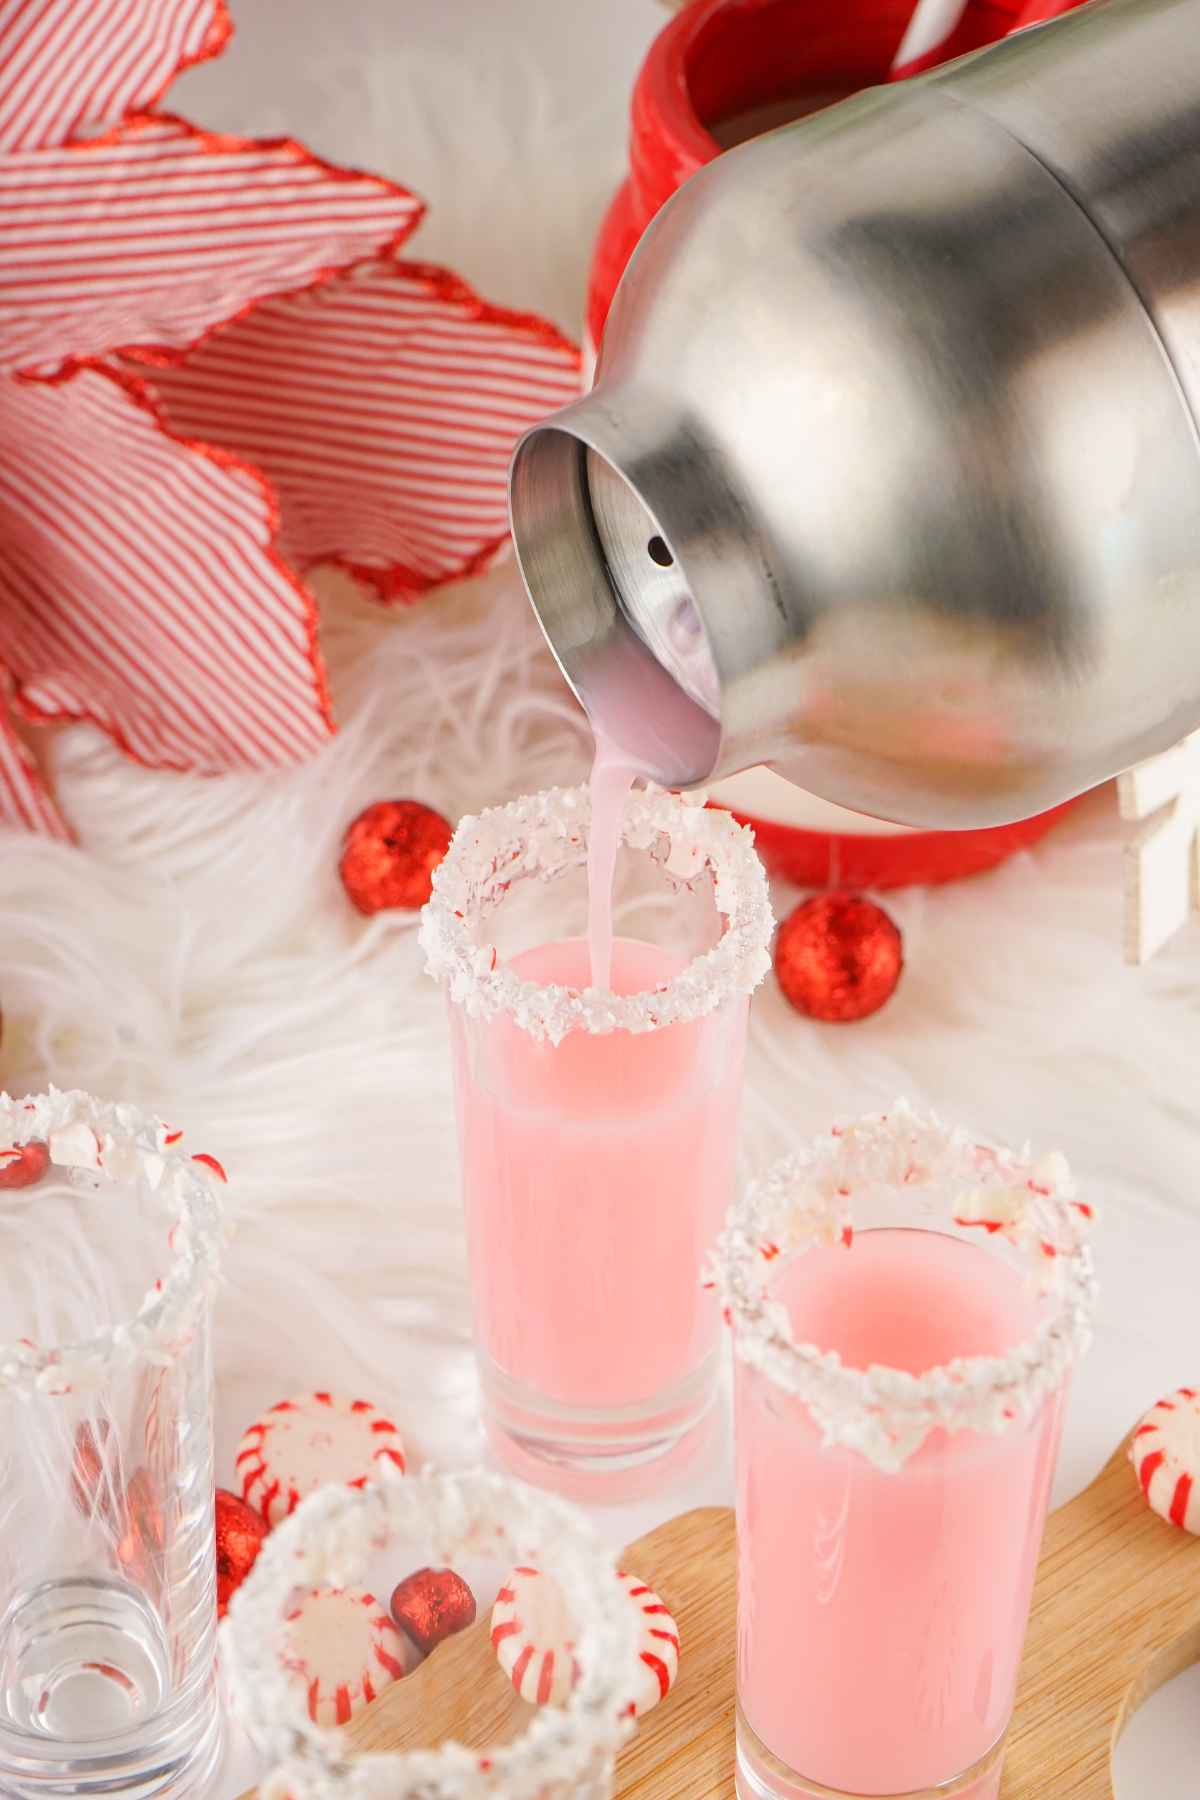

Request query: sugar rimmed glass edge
[
  {"left": 419, "top": 784, "right": 773, "bottom": 1043},
  {"left": 710, "top": 1100, "right": 1097, "bottom": 1471},
  {"left": 0, "top": 1087, "right": 225, "bottom": 1395},
  {"left": 224, "top": 1468, "right": 640, "bottom": 1800}
]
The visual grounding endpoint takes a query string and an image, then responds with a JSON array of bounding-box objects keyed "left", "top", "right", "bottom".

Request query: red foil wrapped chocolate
[
  {"left": 215, "top": 1488, "right": 269, "bottom": 1620},
  {"left": 390, "top": 1566, "right": 477, "bottom": 1655}
]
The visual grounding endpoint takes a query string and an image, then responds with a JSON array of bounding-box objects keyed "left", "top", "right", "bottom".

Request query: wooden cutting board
[{"left": 241, "top": 1430, "right": 1200, "bottom": 1798}]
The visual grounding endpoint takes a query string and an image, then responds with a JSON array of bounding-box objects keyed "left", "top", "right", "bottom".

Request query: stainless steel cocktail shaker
[{"left": 509, "top": 0, "right": 1200, "bottom": 829}]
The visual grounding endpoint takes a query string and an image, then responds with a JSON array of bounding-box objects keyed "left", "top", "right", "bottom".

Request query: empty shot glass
[
  {"left": 713, "top": 1105, "right": 1096, "bottom": 1800},
  {"left": 224, "top": 1467, "right": 640, "bottom": 1800},
  {"left": 0, "top": 1091, "right": 225, "bottom": 1798}
]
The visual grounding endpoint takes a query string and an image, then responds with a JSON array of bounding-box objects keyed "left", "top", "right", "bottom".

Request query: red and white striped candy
[
  {"left": 1131, "top": 1388, "right": 1200, "bottom": 1534},
  {"left": 620, "top": 1571, "right": 681, "bottom": 1712},
  {"left": 490, "top": 1566, "right": 679, "bottom": 1716},
  {"left": 236, "top": 1393, "right": 406, "bottom": 1528},
  {"left": 490, "top": 1566, "right": 577, "bottom": 1706},
  {"left": 280, "top": 1587, "right": 409, "bottom": 1726}
]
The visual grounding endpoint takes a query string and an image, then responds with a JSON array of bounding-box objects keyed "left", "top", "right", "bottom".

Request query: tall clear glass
[
  {"left": 0, "top": 1091, "right": 225, "bottom": 1798},
  {"left": 421, "top": 784, "right": 772, "bottom": 1492},
  {"left": 224, "top": 1467, "right": 640, "bottom": 1800},
  {"left": 713, "top": 1107, "right": 1096, "bottom": 1800}
]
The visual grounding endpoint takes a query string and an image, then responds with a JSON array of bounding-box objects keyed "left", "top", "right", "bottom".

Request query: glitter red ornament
[
  {"left": 339, "top": 800, "right": 453, "bottom": 915},
  {"left": 215, "top": 1488, "right": 269, "bottom": 1620},
  {"left": 775, "top": 893, "right": 903, "bottom": 1023},
  {"left": 389, "top": 1566, "right": 477, "bottom": 1655},
  {"left": 0, "top": 1140, "right": 48, "bottom": 1189}
]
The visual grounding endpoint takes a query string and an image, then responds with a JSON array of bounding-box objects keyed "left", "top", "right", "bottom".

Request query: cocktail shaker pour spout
[{"left": 509, "top": 0, "right": 1200, "bottom": 829}]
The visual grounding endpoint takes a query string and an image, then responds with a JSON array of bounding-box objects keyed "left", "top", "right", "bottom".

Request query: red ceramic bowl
[{"left": 585, "top": 0, "right": 1089, "bottom": 889}]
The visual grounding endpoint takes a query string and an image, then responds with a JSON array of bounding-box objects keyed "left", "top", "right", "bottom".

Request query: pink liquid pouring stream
[
  {"left": 737, "top": 1229, "right": 1062, "bottom": 1800},
  {"left": 584, "top": 734, "right": 637, "bottom": 992}
]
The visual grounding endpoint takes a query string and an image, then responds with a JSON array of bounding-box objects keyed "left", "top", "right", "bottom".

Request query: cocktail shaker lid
[
  {"left": 512, "top": 0, "right": 1200, "bottom": 824},
  {"left": 509, "top": 396, "right": 743, "bottom": 789}
]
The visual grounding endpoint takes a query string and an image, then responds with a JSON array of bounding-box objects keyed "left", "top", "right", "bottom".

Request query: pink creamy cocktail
[
  {"left": 421, "top": 783, "right": 772, "bottom": 1493},
  {"left": 714, "top": 1108, "right": 1095, "bottom": 1800},
  {"left": 738, "top": 1233, "right": 1059, "bottom": 1799},
  {"left": 456, "top": 935, "right": 745, "bottom": 1413}
]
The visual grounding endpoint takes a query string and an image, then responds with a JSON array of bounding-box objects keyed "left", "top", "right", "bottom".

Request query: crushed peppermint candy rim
[
  {"left": 0, "top": 1089, "right": 225, "bottom": 1397},
  {"left": 419, "top": 784, "right": 773, "bottom": 1043},
  {"left": 224, "top": 1469, "right": 640, "bottom": 1800},
  {"left": 711, "top": 1102, "right": 1097, "bottom": 1472}
]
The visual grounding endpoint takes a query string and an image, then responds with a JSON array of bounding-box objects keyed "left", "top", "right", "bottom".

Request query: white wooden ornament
[{"left": 1117, "top": 730, "right": 1200, "bottom": 964}]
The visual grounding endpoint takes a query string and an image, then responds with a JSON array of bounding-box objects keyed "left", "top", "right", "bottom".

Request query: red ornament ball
[
  {"left": 215, "top": 1488, "right": 269, "bottom": 1619},
  {"left": 390, "top": 1566, "right": 477, "bottom": 1655},
  {"left": 0, "top": 1141, "right": 49, "bottom": 1189},
  {"left": 775, "top": 893, "right": 903, "bottom": 1023},
  {"left": 339, "top": 800, "right": 453, "bottom": 915}
]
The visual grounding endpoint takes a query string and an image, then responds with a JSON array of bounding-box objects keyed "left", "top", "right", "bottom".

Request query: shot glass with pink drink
[
  {"left": 421, "top": 783, "right": 772, "bottom": 1494},
  {"left": 713, "top": 1105, "right": 1096, "bottom": 1800}
]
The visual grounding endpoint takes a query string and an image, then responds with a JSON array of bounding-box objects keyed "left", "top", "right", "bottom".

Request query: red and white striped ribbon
[
  {"left": 0, "top": 680, "right": 67, "bottom": 835},
  {"left": 0, "top": 0, "right": 229, "bottom": 153},
  {"left": 0, "top": 116, "right": 423, "bottom": 374},
  {"left": 0, "top": 0, "right": 586, "bottom": 832},
  {"left": 0, "top": 365, "right": 334, "bottom": 776},
  {"left": 147, "top": 258, "right": 582, "bottom": 599}
]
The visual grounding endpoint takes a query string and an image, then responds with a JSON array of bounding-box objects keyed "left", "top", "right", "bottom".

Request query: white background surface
[{"left": 123, "top": 1, "right": 1200, "bottom": 1791}]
